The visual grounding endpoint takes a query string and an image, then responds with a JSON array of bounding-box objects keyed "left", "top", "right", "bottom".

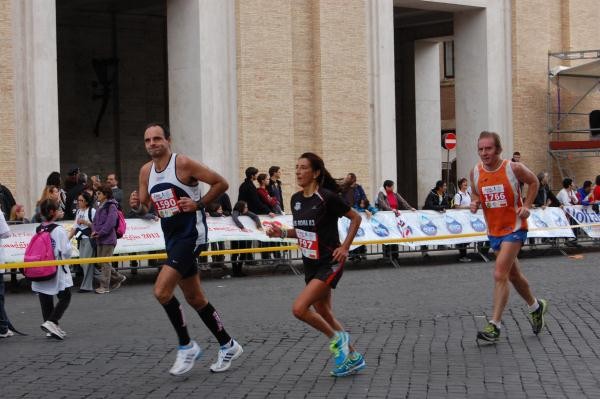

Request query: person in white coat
[
  {"left": 453, "top": 178, "right": 473, "bottom": 263},
  {"left": 68, "top": 192, "right": 96, "bottom": 292},
  {"left": 0, "top": 208, "right": 13, "bottom": 337},
  {"left": 31, "top": 199, "right": 73, "bottom": 340}
]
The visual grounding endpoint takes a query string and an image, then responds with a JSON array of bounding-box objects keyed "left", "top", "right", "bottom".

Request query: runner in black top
[{"left": 266, "top": 152, "right": 366, "bottom": 377}]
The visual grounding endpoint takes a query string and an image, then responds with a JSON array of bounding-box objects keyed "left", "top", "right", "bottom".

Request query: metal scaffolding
[{"left": 546, "top": 49, "right": 600, "bottom": 182}]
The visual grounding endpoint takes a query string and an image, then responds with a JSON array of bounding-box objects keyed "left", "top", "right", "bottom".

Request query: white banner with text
[{"left": 1, "top": 207, "right": 592, "bottom": 263}]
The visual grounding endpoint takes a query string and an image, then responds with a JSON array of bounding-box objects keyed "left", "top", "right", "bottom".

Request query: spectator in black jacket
[
  {"left": 230, "top": 201, "right": 263, "bottom": 277},
  {"left": 204, "top": 202, "right": 226, "bottom": 265},
  {"left": 0, "top": 182, "right": 16, "bottom": 220},
  {"left": 533, "top": 172, "right": 560, "bottom": 208},
  {"left": 267, "top": 166, "right": 284, "bottom": 213},
  {"left": 64, "top": 173, "right": 87, "bottom": 220},
  {"left": 423, "top": 180, "right": 450, "bottom": 211},
  {"left": 238, "top": 167, "right": 274, "bottom": 262},
  {"left": 216, "top": 192, "right": 232, "bottom": 216},
  {"left": 421, "top": 180, "right": 449, "bottom": 256},
  {"left": 267, "top": 166, "right": 284, "bottom": 259},
  {"left": 238, "top": 167, "right": 274, "bottom": 215}
]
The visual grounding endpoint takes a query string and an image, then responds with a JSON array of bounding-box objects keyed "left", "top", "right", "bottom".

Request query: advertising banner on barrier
[
  {"left": 340, "top": 210, "right": 489, "bottom": 248},
  {"left": 526, "top": 207, "right": 575, "bottom": 239},
  {"left": 206, "top": 214, "right": 295, "bottom": 242},
  {"left": 0, "top": 207, "right": 587, "bottom": 263},
  {"left": 564, "top": 205, "right": 600, "bottom": 238},
  {"left": 0, "top": 216, "right": 295, "bottom": 263}
]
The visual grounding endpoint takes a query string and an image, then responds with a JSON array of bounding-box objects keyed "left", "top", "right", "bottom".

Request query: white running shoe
[
  {"left": 169, "top": 341, "right": 202, "bottom": 376},
  {"left": 41, "top": 321, "right": 65, "bottom": 340},
  {"left": 210, "top": 339, "right": 243, "bottom": 373},
  {"left": 56, "top": 325, "right": 67, "bottom": 336},
  {"left": 0, "top": 329, "right": 14, "bottom": 338}
]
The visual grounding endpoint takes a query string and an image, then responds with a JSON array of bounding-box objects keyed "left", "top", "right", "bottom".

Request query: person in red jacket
[
  {"left": 593, "top": 175, "right": 600, "bottom": 204},
  {"left": 257, "top": 173, "right": 282, "bottom": 214}
]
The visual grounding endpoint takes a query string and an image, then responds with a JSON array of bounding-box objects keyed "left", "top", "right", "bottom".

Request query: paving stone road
[{"left": 1, "top": 249, "right": 600, "bottom": 398}]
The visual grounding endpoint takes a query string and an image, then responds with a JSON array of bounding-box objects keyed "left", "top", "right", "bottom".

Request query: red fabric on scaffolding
[{"left": 549, "top": 141, "right": 600, "bottom": 150}]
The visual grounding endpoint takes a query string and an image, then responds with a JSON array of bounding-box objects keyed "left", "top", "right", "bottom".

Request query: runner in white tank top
[{"left": 131, "top": 123, "right": 243, "bottom": 376}]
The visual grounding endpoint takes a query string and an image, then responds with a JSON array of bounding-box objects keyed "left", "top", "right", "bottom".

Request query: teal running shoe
[
  {"left": 329, "top": 331, "right": 349, "bottom": 366},
  {"left": 330, "top": 352, "right": 366, "bottom": 377}
]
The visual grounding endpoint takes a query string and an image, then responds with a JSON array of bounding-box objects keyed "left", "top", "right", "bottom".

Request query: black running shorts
[
  {"left": 304, "top": 258, "right": 345, "bottom": 289},
  {"left": 165, "top": 240, "right": 207, "bottom": 279}
]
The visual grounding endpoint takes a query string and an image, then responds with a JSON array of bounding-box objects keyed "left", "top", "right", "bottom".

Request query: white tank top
[{"left": 148, "top": 153, "right": 207, "bottom": 245}]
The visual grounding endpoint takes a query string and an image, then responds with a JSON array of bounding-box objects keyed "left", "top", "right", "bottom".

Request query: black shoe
[
  {"left": 78, "top": 289, "right": 93, "bottom": 293},
  {"left": 232, "top": 272, "right": 247, "bottom": 277},
  {"left": 477, "top": 322, "right": 500, "bottom": 342}
]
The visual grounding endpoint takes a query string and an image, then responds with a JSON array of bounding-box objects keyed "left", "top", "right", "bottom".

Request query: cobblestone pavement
[{"left": 1, "top": 249, "right": 600, "bottom": 398}]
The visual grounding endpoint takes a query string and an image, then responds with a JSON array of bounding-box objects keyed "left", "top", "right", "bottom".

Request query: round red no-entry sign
[{"left": 442, "top": 133, "right": 456, "bottom": 150}]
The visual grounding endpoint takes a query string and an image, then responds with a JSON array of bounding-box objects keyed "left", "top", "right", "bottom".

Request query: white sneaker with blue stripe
[
  {"left": 169, "top": 340, "right": 202, "bottom": 376},
  {"left": 210, "top": 339, "right": 243, "bottom": 372}
]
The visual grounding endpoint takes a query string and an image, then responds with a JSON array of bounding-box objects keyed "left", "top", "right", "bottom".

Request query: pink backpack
[
  {"left": 22, "top": 223, "right": 59, "bottom": 281},
  {"left": 115, "top": 207, "right": 126, "bottom": 239}
]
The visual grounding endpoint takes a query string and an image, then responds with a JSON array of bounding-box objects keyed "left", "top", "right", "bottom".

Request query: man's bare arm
[
  {"left": 469, "top": 169, "right": 480, "bottom": 213},
  {"left": 177, "top": 155, "right": 229, "bottom": 212},
  {"left": 512, "top": 162, "right": 539, "bottom": 209},
  {"left": 131, "top": 162, "right": 152, "bottom": 213}
]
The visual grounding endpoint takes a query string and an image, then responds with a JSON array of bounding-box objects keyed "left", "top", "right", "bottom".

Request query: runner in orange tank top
[
  {"left": 469, "top": 131, "right": 548, "bottom": 343},
  {"left": 474, "top": 159, "right": 527, "bottom": 237}
]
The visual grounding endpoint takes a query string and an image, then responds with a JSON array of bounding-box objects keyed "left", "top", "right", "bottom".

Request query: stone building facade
[
  {"left": 0, "top": 0, "right": 597, "bottom": 214},
  {"left": 0, "top": 0, "right": 16, "bottom": 193},
  {"left": 511, "top": 0, "right": 600, "bottom": 187}
]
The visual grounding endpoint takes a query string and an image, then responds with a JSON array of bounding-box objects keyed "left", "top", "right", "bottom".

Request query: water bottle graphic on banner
[
  {"left": 445, "top": 214, "right": 463, "bottom": 234},
  {"left": 419, "top": 214, "right": 438, "bottom": 236},
  {"left": 552, "top": 210, "right": 568, "bottom": 227},
  {"left": 396, "top": 215, "right": 413, "bottom": 237},
  {"left": 370, "top": 217, "right": 389, "bottom": 237},
  {"left": 469, "top": 215, "right": 487, "bottom": 232},
  {"left": 532, "top": 213, "right": 548, "bottom": 228},
  {"left": 342, "top": 217, "right": 365, "bottom": 237}
]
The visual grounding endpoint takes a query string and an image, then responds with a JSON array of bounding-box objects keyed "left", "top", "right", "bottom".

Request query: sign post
[{"left": 442, "top": 132, "right": 457, "bottom": 191}]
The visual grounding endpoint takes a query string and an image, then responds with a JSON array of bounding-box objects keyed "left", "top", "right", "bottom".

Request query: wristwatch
[{"left": 195, "top": 199, "right": 205, "bottom": 211}]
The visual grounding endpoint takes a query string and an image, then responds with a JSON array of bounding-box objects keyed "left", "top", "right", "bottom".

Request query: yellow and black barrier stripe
[{"left": 2, "top": 222, "right": 598, "bottom": 270}]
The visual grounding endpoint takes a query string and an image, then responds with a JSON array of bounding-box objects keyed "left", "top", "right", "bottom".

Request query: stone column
[
  {"left": 367, "top": 0, "right": 397, "bottom": 196},
  {"left": 0, "top": 0, "right": 17, "bottom": 194},
  {"left": 12, "top": 0, "right": 60, "bottom": 211},
  {"left": 414, "top": 40, "right": 442, "bottom": 206},
  {"left": 167, "top": 0, "right": 238, "bottom": 192},
  {"left": 454, "top": 1, "right": 512, "bottom": 181},
  {"left": 313, "top": 0, "right": 370, "bottom": 193}
]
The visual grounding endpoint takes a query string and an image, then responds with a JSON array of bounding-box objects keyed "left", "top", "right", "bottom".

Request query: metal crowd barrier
[{"left": 2, "top": 223, "right": 598, "bottom": 281}]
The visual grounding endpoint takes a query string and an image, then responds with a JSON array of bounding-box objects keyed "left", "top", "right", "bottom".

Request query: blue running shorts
[{"left": 488, "top": 229, "right": 528, "bottom": 251}]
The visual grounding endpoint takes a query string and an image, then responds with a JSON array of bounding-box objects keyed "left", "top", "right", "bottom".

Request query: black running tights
[{"left": 39, "top": 288, "right": 71, "bottom": 324}]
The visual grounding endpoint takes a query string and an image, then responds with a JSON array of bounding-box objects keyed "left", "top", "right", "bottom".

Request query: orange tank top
[{"left": 473, "top": 159, "right": 527, "bottom": 237}]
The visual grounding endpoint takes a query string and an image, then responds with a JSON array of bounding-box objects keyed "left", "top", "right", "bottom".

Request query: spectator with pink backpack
[
  {"left": 91, "top": 183, "right": 126, "bottom": 294},
  {"left": 24, "top": 199, "right": 73, "bottom": 339}
]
